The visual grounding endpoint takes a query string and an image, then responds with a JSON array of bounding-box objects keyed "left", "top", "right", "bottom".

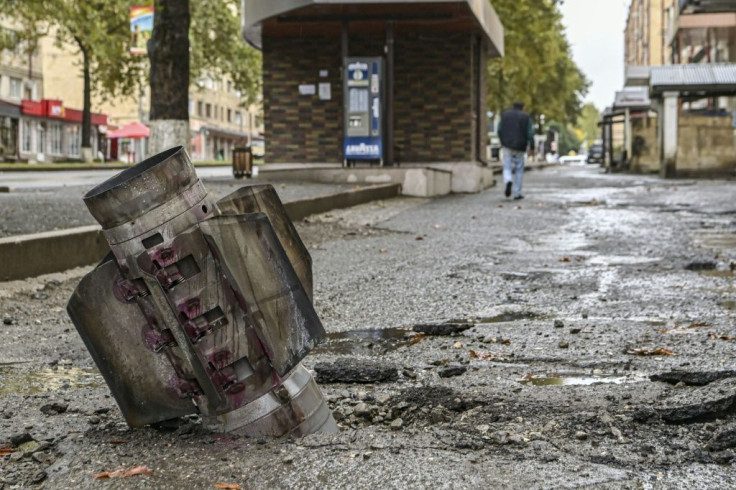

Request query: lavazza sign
[{"left": 345, "top": 142, "right": 380, "bottom": 157}]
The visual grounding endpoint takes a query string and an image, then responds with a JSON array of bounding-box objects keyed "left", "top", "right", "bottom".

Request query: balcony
[{"left": 680, "top": 0, "right": 736, "bottom": 14}]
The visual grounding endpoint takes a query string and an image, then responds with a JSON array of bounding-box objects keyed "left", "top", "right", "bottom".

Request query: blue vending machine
[{"left": 343, "top": 57, "right": 384, "bottom": 166}]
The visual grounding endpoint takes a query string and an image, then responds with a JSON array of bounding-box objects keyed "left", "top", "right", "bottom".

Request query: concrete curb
[{"left": 0, "top": 183, "right": 401, "bottom": 282}]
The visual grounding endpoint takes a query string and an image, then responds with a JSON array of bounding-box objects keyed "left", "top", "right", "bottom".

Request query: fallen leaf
[
  {"left": 0, "top": 445, "right": 13, "bottom": 455},
  {"left": 415, "top": 236, "right": 424, "bottom": 241},
  {"left": 92, "top": 465, "right": 154, "bottom": 479},
  {"left": 709, "top": 333, "right": 736, "bottom": 341},
  {"left": 469, "top": 350, "right": 495, "bottom": 360},
  {"left": 628, "top": 348, "right": 675, "bottom": 356},
  {"left": 214, "top": 484, "right": 242, "bottom": 490},
  {"left": 108, "top": 439, "right": 127, "bottom": 445},
  {"left": 560, "top": 257, "right": 571, "bottom": 263},
  {"left": 687, "top": 322, "right": 710, "bottom": 329},
  {"left": 379, "top": 248, "right": 388, "bottom": 253}
]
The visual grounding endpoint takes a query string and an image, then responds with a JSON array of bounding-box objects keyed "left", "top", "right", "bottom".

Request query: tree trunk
[
  {"left": 78, "top": 40, "right": 93, "bottom": 162},
  {"left": 148, "top": 0, "right": 190, "bottom": 157}
]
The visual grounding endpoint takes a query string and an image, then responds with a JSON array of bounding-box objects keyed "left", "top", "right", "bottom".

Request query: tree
[
  {"left": 575, "top": 103, "right": 601, "bottom": 146},
  {"left": 487, "top": 0, "right": 589, "bottom": 126},
  {"left": 2, "top": 0, "right": 262, "bottom": 158},
  {"left": 147, "top": 0, "right": 190, "bottom": 154},
  {"left": 0, "top": 0, "right": 143, "bottom": 162},
  {"left": 148, "top": 0, "right": 262, "bottom": 154},
  {"left": 549, "top": 120, "right": 582, "bottom": 155}
]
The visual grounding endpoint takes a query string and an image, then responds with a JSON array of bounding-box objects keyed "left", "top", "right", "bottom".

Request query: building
[
  {"left": 625, "top": 0, "right": 674, "bottom": 69},
  {"left": 617, "top": 0, "right": 736, "bottom": 177},
  {"left": 243, "top": 0, "right": 504, "bottom": 193},
  {"left": 39, "top": 36, "right": 263, "bottom": 163},
  {"left": 0, "top": 22, "right": 108, "bottom": 162}
]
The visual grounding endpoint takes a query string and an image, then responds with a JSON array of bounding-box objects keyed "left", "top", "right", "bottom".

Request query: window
[
  {"left": 226, "top": 81, "right": 232, "bottom": 93},
  {"left": 188, "top": 100, "right": 195, "bottom": 115},
  {"left": 205, "top": 76, "right": 213, "bottom": 90},
  {"left": 197, "top": 101, "right": 203, "bottom": 117},
  {"left": 234, "top": 111, "right": 242, "bottom": 126},
  {"left": 205, "top": 103, "right": 211, "bottom": 118},
  {"left": 227, "top": 109, "right": 232, "bottom": 123},
  {"left": 67, "top": 126, "right": 80, "bottom": 156},
  {"left": 37, "top": 123, "right": 45, "bottom": 153},
  {"left": 21, "top": 119, "right": 32, "bottom": 153},
  {"left": 49, "top": 123, "right": 62, "bottom": 155},
  {"left": 9, "top": 77, "right": 22, "bottom": 98}
]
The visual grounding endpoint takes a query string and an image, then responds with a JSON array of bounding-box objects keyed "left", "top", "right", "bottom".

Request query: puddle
[
  {"left": 519, "top": 373, "right": 642, "bottom": 387},
  {"left": 467, "top": 312, "right": 544, "bottom": 324},
  {"left": 312, "top": 328, "right": 418, "bottom": 355},
  {"left": 722, "top": 300, "right": 736, "bottom": 311},
  {"left": 0, "top": 366, "right": 104, "bottom": 395},
  {"left": 700, "top": 270, "right": 735, "bottom": 278}
]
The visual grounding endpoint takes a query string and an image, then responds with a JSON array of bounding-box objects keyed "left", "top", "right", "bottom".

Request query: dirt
[{"left": 1, "top": 166, "right": 736, "bottom": 488}]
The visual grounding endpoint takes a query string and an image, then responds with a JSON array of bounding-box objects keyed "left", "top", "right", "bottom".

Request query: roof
[
  {"left": 242, "top": 0, "right": 504, "bottom": 57},
  {"left": 106, "top": 122, "right": 150, "bottom": 139},
  {"left": 650, "top": 63, "right": 736, "bottom": 96}
]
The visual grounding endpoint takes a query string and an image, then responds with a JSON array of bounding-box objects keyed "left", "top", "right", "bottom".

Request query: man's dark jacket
[{"left": 498, "top": 108, "right": 534, "bottom": 152}]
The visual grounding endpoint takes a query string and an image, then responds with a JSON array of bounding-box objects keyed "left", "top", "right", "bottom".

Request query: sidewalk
[{"left": 2, "top": 165, "right": 735, "bottom": 488}]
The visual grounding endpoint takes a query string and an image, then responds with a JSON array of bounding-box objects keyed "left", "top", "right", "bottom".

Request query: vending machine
[{"left": 343, "top": 57, "right": 384, "bottom": 166}]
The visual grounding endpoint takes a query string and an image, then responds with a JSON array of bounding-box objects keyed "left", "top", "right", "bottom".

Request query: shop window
[
  {"left": 9, "top": 77, "right": 22, "bottom": 98},
  {"left": 68, "top": 126, "right": 80, "bottom": 156},
  {"left": 21, "top": 119, "right": 33, "bottom": 153},
  {"left": 49, "top": 123, "right": 63, "bottom": 155},
  {"left": 37, "top": 123, "right": 45, "bottom": 154}
]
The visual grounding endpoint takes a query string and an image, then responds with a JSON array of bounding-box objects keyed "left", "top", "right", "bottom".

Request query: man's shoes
[
  {"left": 513, "top": 195, "right": 524, "bottom": 200},
  {"left": 505, "top": 182, "right": 512, "bottom": 198}
]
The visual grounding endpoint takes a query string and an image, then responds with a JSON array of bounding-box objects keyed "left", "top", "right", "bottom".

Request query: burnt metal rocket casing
[{"left": 67, "top": 146, "right": 337, "bottom": 437}]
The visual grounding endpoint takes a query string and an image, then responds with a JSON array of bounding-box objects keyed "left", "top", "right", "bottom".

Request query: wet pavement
[
  {"left": 0, "top": 176, "right": 359, "bottom": 238},
  {"left": 1, "top": 165, "right": 736, "bottom": 488}
]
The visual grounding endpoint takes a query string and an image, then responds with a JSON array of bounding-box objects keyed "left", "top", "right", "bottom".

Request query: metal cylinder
[{"left": 68, "top": 146, "right": 337, "bottom": 438}]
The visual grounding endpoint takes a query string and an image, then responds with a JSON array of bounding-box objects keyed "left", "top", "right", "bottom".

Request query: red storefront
[{"left": 19, "top": 99, "right": 108, "bottom": 162}]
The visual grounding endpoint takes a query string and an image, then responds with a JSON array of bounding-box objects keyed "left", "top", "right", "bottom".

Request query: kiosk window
[{"left": 349, "top": 89, "right": 369, "bottom": 112}]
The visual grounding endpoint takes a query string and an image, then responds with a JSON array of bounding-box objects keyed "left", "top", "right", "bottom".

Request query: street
[{"left": 1, "top": 165, "right": 736, "bottom": 488}]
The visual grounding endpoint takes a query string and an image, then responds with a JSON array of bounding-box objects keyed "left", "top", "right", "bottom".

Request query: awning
[
  {"left": 650, "top": 63, "right": 736, "bottom": 96},
  {"left": 0, "top": 100, "right": 21, "bottom": 118},
  {"left": 680, "top": 0, "right": 736, "bottom": 14},
  {"left": 107, "top": 121, "right": 150, "bottom": 139},
  {"left": 243, "top": 0, "right": 504, "bottom": 57}
]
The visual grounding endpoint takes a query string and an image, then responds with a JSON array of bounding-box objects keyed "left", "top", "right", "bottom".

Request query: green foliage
[
  {"left": 487, "top": 0, "right": 589, "bottom": 124},
  {"left": 0, "top": 0, "right": 261, "bottom": 104},
  {"left": 575, "top": 103, "right": 601, "bottom": 146},
  {"left": 190, "top": 0, "right": 261, "bottom": 104},
  {"left": 548, "top": 120, "right": 582, "bottom": 155},
  {"left": 0, "top": 0, "right": 143, "bottom": 103}
]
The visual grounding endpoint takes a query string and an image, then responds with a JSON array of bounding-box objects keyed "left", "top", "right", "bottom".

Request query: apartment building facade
[{"left": 625, "top": 0, "right": 673, "bottom": 68}]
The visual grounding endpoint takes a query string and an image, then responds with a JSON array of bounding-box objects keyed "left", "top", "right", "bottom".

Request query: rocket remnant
[{"left": 67, "top": 146, "right": 337, "bottom": 437}]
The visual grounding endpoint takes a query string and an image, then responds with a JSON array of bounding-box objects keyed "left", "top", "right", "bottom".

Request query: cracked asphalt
[{"left": 1, "top": 165, "right": 736, "bottom": 489}]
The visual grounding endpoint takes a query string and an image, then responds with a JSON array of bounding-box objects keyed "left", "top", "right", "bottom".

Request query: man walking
[{"left": 498, "top": 102, "right": 535, "bottom": 200}]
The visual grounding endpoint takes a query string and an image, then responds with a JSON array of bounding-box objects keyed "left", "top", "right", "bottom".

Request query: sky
[{"left": 560, "top": 0, "right": 630, "bottom": 111}]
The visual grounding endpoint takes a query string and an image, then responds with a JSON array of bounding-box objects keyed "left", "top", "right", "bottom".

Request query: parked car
[
  {"left": 559, "top": 153, "right": 587, "bottom": 165},
  {"left": 587, "top": 144, "right": 604, "bottom": 164}
]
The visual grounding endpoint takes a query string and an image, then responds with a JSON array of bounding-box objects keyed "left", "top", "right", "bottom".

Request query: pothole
[
  {"left": 0, "top": 366, "right": 104, "bottom": 395},
  {"left": 519, "top": 373, "right": 645, "bottom": 387},
  {"left": 312, "top": 328, "right": 418, "bottom": 355}
]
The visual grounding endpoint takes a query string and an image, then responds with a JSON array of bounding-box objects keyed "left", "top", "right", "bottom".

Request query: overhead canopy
[
  {"left": 242, "top": 0, "right": 504, "bottom": 57},
  {"left": 106, "top": 121, "right": 150, "bottom": 139},
  {"left": 680, "top": 0, "right": 736, "bottom": 14},
  {"left": 650, "top": 63, "right": 736, "bottom": 96}
]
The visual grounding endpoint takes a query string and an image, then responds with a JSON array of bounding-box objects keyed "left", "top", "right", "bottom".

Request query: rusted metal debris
[{"left": 67, "top": 146, "right": 337, "bottom": 437}]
